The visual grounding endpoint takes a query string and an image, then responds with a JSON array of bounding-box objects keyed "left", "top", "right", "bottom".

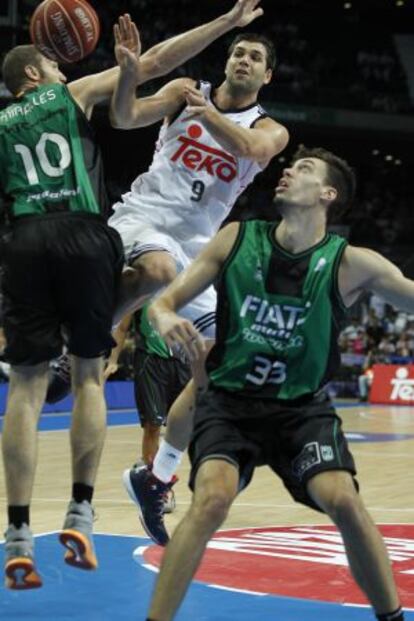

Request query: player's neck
[
  {"left": 213, "top": 81, "right": 258, "bottom": 111},
  {"left": 275, "top": 213, "right": 327, "bottom": 255}
]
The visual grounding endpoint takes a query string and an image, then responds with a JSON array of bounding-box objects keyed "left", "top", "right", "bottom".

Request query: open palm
[
  {"left": 114, "top": 13, "right": 141, "bottom": 69},
  {"left": 229, "top": 0, "right": 264, "bottom": 28}
]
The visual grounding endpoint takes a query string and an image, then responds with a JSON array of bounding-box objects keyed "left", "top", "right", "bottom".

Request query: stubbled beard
[
  {"left": 228, "top": 76, "right": 255, "bottom": 96},
  {"left": 273, "top": 194, "right": 290, "bottom": 214}
]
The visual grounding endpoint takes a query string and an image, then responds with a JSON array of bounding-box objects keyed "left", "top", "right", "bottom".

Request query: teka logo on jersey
[
  {"left": 141, "top": 524, "right": 414, "bottom": 606},
  {"left": 171, "top": 124, "right": 237, "bottom": 182}
]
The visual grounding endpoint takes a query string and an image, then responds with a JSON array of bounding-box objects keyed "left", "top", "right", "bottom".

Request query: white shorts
[{"left": 109, "top": 210, "right": 216, "bottom": 339}]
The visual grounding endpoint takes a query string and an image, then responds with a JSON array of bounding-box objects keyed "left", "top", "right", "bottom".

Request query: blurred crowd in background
[{"left": 0, "top": 0, "right": 413, "bottom": 399}]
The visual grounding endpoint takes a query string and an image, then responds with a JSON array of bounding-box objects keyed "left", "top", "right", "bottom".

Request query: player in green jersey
[
  {"left": 0, "top": 5, "right": 270, "bottom": 590},
  {"left": 144, "top": 145, "right": 409, "bottom": 621},
  {"left": 105, "top": 306, "right": 190, "bottom": 468}
]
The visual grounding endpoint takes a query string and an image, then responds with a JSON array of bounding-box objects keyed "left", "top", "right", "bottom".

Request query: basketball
[{"left": 29, "top": 0, "right": 100, "bottom": 64}]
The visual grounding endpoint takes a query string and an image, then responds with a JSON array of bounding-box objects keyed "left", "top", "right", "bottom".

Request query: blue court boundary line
[{"left": 1, "top": 401, "right": 413, "bottom": 435}]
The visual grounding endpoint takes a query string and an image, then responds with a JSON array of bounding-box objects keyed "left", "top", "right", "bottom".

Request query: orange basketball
[{"left": 30, "top": 0, "right": 100, "bottom": 64}]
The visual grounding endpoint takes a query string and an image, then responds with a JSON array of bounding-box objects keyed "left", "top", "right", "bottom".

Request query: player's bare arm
[
  {"left": 184, "top": 85, "right": 289, "bottom": 166},
  {"left": 137, "top": 0, "right": 265, "bottom": 83},
  {"left": 69, "top": 1, "right": 264, "bottom": 119},
  {"left": 68, "top": 14, "right": 139, "bottom": 118},
  {"left": 104, "top": 313, "right": 133, "bottom": 381},
  {"left": 110, "top": 77, "right": 195, "bottom": 129},
  {"left": 148, "top": 223, "right": 241, "bottom": 361},
  {"left": 339, "top": 245, "right": 414, "bottom": 311}
]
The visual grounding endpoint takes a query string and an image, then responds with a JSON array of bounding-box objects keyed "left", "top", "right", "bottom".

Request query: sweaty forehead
[{"left": 295, "top": 157, "right": 328, "bottom": 176}]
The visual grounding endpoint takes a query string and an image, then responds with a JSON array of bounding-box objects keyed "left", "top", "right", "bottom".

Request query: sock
[
  {"left": 8, "top": 505, "right": 30, "bottom": 528},
  {"left": 152, "top": 440, "right": 183, "bottom": 483},
  {"left": 376, "top": 607, "right": 404, "bottom": 621},
  {"left": 72, "top": 483, "right": 94, "bottom": 504}
]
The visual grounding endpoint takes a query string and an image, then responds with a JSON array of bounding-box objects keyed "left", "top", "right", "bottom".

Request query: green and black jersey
[
  {"left": 134, "top": 305, "right": 172, "bottom": 359},
  {"left": 207, "top": 220, "right": 348, "bottom": 400},
  {"left": 0, "top": 83, "right": 107, "bottom": 218}
]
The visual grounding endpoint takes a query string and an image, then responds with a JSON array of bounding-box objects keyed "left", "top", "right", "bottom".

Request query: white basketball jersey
[{"left": 111, "top": 81, "right": 268, "bottom": 258}]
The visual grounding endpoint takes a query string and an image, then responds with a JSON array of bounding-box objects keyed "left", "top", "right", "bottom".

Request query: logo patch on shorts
[
  {"left": 321, "top": 445, "right": 334, "bottom": 461},
  {"left": 291, "top": 442, "right": 321, "bottom": 479}
]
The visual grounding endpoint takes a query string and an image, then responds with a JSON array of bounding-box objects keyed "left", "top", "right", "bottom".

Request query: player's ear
[
  {"left": 321, "top": 186, "right": 337, "bottom": 203},
  {"left": 24, "top": 63, "right": 41, "bottom": 82},
  {"left": 263, "top": 68, "right": 272, "bottom": 85}
]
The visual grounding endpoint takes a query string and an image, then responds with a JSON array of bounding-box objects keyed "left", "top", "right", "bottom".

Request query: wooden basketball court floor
[{"left": 0, "top": 401, "right": 413, "bottom": 620}]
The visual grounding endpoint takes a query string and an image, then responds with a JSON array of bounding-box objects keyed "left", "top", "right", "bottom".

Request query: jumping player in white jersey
[{"left": 109, "top": 7, "right": 289, "bottom": 545}]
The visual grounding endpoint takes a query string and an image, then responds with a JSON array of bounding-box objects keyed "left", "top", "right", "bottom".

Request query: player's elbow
[
  {"left": 244, "top": 127, "right": 290, "bottom": 162},
  {"left": 109, "top": 108, "right": 137, "bottom": 130},
  {"left": 276, "top": 127, "right": 290, "bottom": 154},
  {"left": 138, "top": 54, "right": 164, "bottom": 82}
]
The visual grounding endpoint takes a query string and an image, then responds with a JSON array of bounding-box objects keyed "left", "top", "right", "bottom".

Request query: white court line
[
  {"left": 208, "top": 584, "right": 265, "bottom": 596},
  {"left": 0, "top": 496, "right": 412, "bottom": 513},
  {"left": 351, "top": 449, "right": 414, "bottom": 458}
]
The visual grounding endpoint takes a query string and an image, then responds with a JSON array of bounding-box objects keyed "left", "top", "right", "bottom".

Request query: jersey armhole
[
  {"left": 331, "top": 240, "right": 348, "bottom": 319},
  {"left": 64, "top": 84, "right": 90, "bottom": 121},
  {"left": 215, "top": 222, "right": 246, "bottom": 284},
  {"left": 250, "top": 113, "right": 269, "bottom": 128}
]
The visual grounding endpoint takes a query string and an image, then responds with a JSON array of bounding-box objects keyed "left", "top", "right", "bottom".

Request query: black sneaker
[
  {"left": 46, "top": 354, "right": 71, "bottom": 404},
  {"left": 122, "top": 465, "right": 177, "bottom": 546}
]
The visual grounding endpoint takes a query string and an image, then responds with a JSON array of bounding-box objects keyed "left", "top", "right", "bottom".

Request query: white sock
[{"left": 152, "top": 440, "right": 183, "bottom": 483}]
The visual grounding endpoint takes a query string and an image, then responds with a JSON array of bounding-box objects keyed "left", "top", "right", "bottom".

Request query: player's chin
[{"left": 272, "top": 191, "right": 289, "bottom": 207}]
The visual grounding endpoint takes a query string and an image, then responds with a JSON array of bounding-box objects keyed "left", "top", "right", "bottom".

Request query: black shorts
[
  {"left": 134, "top": 348, "right": 191, "bottom": 427},
  {"left": 189, "top": 388, "right": 357, "bottom": 512},
  {"left": 2, "top": 213, "right": 124, "bottom": 365}
]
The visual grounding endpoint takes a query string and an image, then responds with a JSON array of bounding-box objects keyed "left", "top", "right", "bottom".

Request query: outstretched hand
[
  {"left": 114, "top": 13, "right": 141, "bottom": 80},
  {"left": 152, "top": 310, "right": 206, "bottom": 363},
  {"left": 227, "top": 0, "right": 264, "bottom": 28}
]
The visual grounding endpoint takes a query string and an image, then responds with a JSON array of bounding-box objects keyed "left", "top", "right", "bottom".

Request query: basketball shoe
[
  {"left": 122, "top": 465, "right": 177, "bottom": 546},
  {"left": 4, "top": 523, "right": 42, "bottom": 590},
  {"left": 59, "top": 500, "right": 98, "bottom": 569}
]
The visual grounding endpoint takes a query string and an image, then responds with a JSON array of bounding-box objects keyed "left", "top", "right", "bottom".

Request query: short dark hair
[
  {"left": 228, "top": 33, "right": 276, "bottom": 71},
  {"left": 292, "top": 145, "right": 356, "bottom": 211},
  {"left": 2, "top": 45, "right": 44, "bottom": 96}
]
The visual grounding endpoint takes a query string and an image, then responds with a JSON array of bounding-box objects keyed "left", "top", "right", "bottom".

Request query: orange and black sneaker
[
  {"left": 59, "top": 500, "right": 97, "bottom": 570},
  {"left": 4, "top": 524, "right": 42, "bottom": 590}
]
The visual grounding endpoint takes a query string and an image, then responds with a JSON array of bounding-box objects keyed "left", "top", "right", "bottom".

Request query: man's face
[
  {"left": 36, "top": 55, "right": 67, "bottom": 85},
  {"left": 273, "top": 157, "right": 335, "bottom": 211},
  {"left": 225, "top": 41, "right": 272, "bottom": 94}
]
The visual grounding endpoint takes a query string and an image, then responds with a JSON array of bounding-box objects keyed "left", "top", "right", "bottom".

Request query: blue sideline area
[
  {"left": 1, "top": 533, "right": 408, "bottom": 621},
  {"left": 0, "top": 380, "right": 136, "bottom": 415}
]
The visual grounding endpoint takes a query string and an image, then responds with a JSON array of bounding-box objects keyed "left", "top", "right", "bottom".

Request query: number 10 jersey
[{"left": 0, "top": 83, "right": 106, "bottom": 218}]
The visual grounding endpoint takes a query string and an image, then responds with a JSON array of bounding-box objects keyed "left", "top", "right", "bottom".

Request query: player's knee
[
  {"left": 71, "top": 358, "right": 104, "bottom": 391},
  {"left": 193, "top": 488, "right": 233, "bottom": 529},
  {"left": 136, "top": 255, "right": 177, "bottom": 289},
  {"left": 316, "top": 484, "right": 360, "bottom": 523}
]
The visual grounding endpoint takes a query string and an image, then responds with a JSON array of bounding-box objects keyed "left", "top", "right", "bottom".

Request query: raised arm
[
  {"left": 69, "top": 1, "right": 263, "bottom": 119},
  {"left": 183, "top": 85, "right": 289, "bottom": 166},
  {"left": 339, "top": 245, "right": 414, "bottom": 312},
  {"left": 137, "top": 0, "right": 264, "bottom": 82},
  {"left": 68, "top": 14, "right": 140, "bottom": 119},
  {"left": 110, "top": 77, "right": 194, "bottom": 129},
  {"left": 147, "top": 222, "right": 241, "bottom": 360}
]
